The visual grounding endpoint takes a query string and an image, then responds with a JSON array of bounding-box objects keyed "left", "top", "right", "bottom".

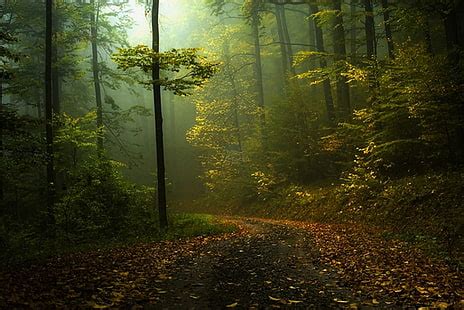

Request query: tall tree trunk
[
  {"left": 310, "top": 4, "right": 335, "bottom": 123},
  {"left": 363, "top": 0, "right": 376, "bottom": 59},
  {"left": 90, "top": 0, "right": 103, "bottom": 153},
  {"left": 45, "top": 0, "right": 55, "bottom": 230},
  {"left": 307, "top": 6, "right": 316, "bottom": 51},
  {"left": 51, "top": 53, "right": 60, "bottom": 113},
  {"left": 364, "top": 0, "right": 377, "bottom": 94},
  {"left": 381, "top": 0, "right": 394, "bottom": 58},
  {"left": 277, "top": 5, "right": 296, "bottom": 76},
  {"left": 332, "top": 0, "right": 351, "bottom": 118},
  {"left": 224, "top": 43, "right": 243, "bottom": 154},
  {"left": 443, "top": 7, "right": 459, "bottom": 64},
  {"left": 275, "top": 4, "right": 289, "bottom": 82},
  {"left": 251, "top": 2, "right": 266, "bottom": 134},
  {"left": 152, "top": 0, "right": 168, "bottom": 231},
  {"left": 350, "top": 0, "right": 357, "bottom": 61},
  {"left": 424, "top": 18, "right": 433, "bottom": 54},
  {"left": 0, "top": 79, "right": 3, "bottom": 203},
  {"left": 306, "top": 6, "right": 316, "bottom": 97},
  {"left": 51, "top": 6, "right": 60, "bottom": 114}
]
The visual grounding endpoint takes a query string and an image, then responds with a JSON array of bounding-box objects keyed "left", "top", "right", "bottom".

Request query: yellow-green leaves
[{"left": 112, "top": 45, "right": 219, "bottom": 96}]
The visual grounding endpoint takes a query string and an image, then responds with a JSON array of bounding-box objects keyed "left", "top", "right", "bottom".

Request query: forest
[{"left": 0, "top": 0, "right": 463, "bottom": 308}]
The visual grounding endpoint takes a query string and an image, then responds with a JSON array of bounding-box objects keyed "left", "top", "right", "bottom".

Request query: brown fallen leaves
[
  {"left": 0, "top": 230, "right": 244, "bottom": 309},
  {"left": 282, "top": 220, "right": 463, "bottom": 308},
  {"left": 0, "top": 217, "right": 462, "bottom": 308}
]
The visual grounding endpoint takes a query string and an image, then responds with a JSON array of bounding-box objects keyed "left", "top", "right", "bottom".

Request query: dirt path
[
  {"left": 151, "top": 218, "right": 355, "bottom": 309},
  {"left": 0, "top": 217, "right": 462, "bottom": 309}
]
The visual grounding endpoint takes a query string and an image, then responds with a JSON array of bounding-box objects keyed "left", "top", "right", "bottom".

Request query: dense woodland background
[{"left": 0, "top": 0, "right": 463, "bottom": 265}]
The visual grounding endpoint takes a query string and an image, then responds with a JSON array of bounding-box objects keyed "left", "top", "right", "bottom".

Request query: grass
[{"left": 164, "top": 213, "right": 236, "bottom": 239}]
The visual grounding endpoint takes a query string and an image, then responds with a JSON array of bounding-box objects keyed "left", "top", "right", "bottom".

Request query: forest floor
[{"left": 0, "top": 217, "right": 462, "bottom": 309}]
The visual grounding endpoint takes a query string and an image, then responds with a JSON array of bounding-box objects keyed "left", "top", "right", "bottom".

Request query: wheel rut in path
[{"left": 148, "top": 218, "right": 356, "bottom": 309}]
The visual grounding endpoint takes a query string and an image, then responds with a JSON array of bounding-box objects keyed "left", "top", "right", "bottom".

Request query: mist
[{"left": 1, "top": 0, "right": 463, "bottom": 308}]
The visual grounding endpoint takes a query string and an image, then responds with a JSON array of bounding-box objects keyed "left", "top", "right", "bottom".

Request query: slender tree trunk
[
  {"left": 278, "top": 5, "right": 296, "bottom": 76},
  {"left": 152, "top": 0, "right": 168, "bottom": 231},
  {"left": 251, "top": 3, "right": 266, "bottom": 133},
  {"left": 90, "top": 0, "right": 103, "bottom": 153},
  {"left": 363, "top": 0, "right": 378, "bottom": 95},
  {"left": 276, "top": 5, "right": 296, "bottom": 76},
  {"left": 381, "top": 0, "right": 394, "bottom": 58},
  {"left": 332, "top": 0, "right": 351, "bottom": 118},
  {"left": 45, "top": 0, "right": 55, "bottom": 230},
  {"left": 0, "top": 79, "right": 3, "bottom": 203},
  {"left": 424, "top": 18, "right": 433, "bottom": 54},
  {"left": 350, "top": 0, "right": 357, "bottom": 61},
  {"left": 310, "top": 4, "right": 335, "bottom": 123},
  {"left": 306, "top": 6, "right": 316, "bottom": 97},
  {"left": 307, "top": 7, "right": 316, "bottom": 52},
  {"left": 443, "top": 8, "right": 459, "bottom": 64},
  {"left": 363, "top": 0, "right": 376, "bottom": 59},
  {"left": 224, "top": 44, "right": 243, "bottom": 154},
  {"left": 275, "top": 4, "right": 289, "bottom": 81},
  {"left": 51, "top": 7, "right": 60, "bottom": 114},
  {"left": 52, "top": 55, "right": 60, "bottom": 113}
]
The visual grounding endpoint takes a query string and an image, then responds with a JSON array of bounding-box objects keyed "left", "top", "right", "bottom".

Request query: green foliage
[
  {"left": 112, "top": 45, "right": 219, "bottom": 96},
  {"left": 0, "top": 107, "right": 46, "bottom": 214},
  {"left": 165, "top": 213, "right": 235, "bottom": 239},
  {"left": 54, "top": 156, "right": 133, "bottom": 241},
  {"left": 345, "top": 43, "right": 464, "bottom": 180}
]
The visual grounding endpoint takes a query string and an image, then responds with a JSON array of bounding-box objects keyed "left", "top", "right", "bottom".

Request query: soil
[{"left": 1, "top": 217, "right": 462, "bottom": 309}]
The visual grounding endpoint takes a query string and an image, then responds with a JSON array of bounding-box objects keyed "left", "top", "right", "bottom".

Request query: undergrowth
[
  {"left": 187, "top": 170, "right": 463, "bottom": 266},
  {"left": 0, "top": 213, "right": 236, "bottom": 268}
]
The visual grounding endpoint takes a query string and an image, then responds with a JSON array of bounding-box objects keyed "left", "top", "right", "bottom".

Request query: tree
[
  {"left": 112, "top": 47, "right": 217, "bottom": 231},
  {"left": 381, "top": 0, "right": 394, "bottom": 59},
  {"left": 310, "top": 3, "right": 335, "bottom": 123},
  {"left": 332, "top": 0, "right": 351, "bottom": 117},
  {"left": 151, "top": 0, "right": 167, "bottom": 230},
  {"left": 0, "top": 29, "right": 18, "bottom": 203},
  {"left": 45, "top": 0, "right": 56, "bottom": 230},
  {"left": 90, "top": 0, "right": 104, "bottom": 153},
  {"left": 363, "top": 0, "right": 376, "bottom": 59}
]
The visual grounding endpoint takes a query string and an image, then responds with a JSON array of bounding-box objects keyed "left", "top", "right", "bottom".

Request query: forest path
[
  {"left": 0, "top": 217, "right": 462, "bottom": 309},
  {"left": 151, "top": 217, "right": 351, "bottom": 309}
]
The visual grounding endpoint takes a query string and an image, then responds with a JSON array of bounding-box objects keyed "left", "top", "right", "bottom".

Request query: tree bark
[
  {"left": 224, "top": 43, "right": 243, "bottom": 154},
  {"left": 277, "top": 5, "right": 296, "bottom": 76},
  {"left": 380, "top": 0, "right": 394, "bottom": 59},
  {"left": 363, "top": 0, "right": 376, "bottom": 59},
  {"left": 0, "top": 79, "right": 3, "bottom": 203},
  {"left": 310, "top": 4, "right": 335, "bottom": 123},
  {"left": 350, "top": 0, "right": 357, "bottom": 61},
  {"left": 332, "top": 0, "right": 351, "bottom": 118},
  {"left": 443, "top": 7, "right": 459, "bottom": 64},
  {"left": 152, "top": 0, "right": 168, "bottom": 231},
  {"left": 90, "top": 0, "right": 103, "bottom": 153},
  {"left": 424, "top": 18, "right": 433, "bottom": 54},
  {"left": 275, "top": 4, "right": 289, "bottom": 80},
  {"left": 45, "top": 0, "right": 56, "bottom": 230},
  {"left": 251, "top": 2, "right": 266, "bottom": 133},
  {"left": 51, "top": 5, "right": 60, "bottom": 114}
]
